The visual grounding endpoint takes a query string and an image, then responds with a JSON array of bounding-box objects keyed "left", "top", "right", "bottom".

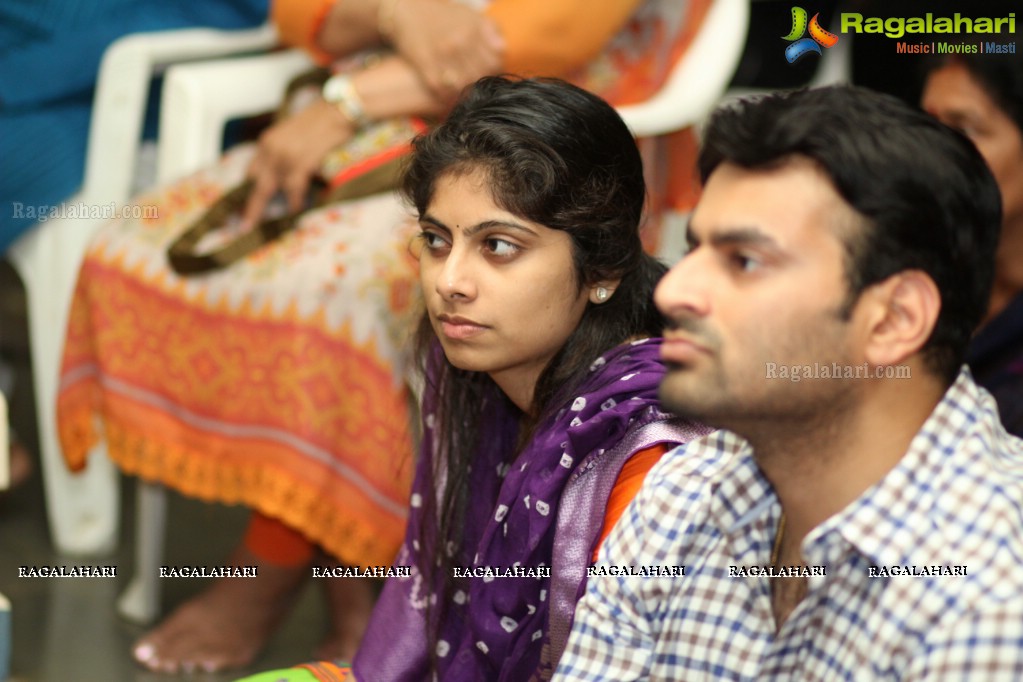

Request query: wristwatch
[{"left": 322, "top": 73, "right": 370, "bottom": 128}]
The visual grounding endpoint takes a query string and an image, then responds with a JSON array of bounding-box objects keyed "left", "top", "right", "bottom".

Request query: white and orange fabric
[{"left": 57, "top": 0, "right": 713, "bottom": 569}]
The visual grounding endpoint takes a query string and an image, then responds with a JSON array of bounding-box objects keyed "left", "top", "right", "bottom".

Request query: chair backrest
[
  {"left": 616, "top": 0, "right": 750, "bottom": 138},
  {"left": 84, "top": 24, "right": 279, "bottom": 203}
]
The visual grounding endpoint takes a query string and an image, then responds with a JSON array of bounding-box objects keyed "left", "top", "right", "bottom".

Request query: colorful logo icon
[{"left": 783, "top": 7, "right": 839, "bottom": 63}]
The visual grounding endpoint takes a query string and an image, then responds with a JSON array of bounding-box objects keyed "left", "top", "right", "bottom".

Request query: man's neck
[
  {"left": 749, "top": 372, "right": 947, "bottom": 550},
  {"left": 744, "top": 370, "right": 947, "bottom": 630}
]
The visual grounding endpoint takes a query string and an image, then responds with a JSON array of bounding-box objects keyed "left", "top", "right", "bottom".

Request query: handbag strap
[
  {"left": 166, "top": 158, "right": 406, "bottom": 276},
  {"left": 166, "top": 64, "right": 419, "bottom": 277}
]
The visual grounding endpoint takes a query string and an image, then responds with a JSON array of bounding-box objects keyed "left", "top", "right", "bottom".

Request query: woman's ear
[{"left": 588, "top": 278, "right": 622, "bottom": 304}]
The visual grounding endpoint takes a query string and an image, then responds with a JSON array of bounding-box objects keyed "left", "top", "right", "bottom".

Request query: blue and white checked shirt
[{"left": 556, "top": 369, "right": 1023, "bottom": 680}]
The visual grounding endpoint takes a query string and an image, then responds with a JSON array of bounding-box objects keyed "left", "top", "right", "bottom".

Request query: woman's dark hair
[
  {"left": 699, "top": 85, "right": 1001, "bottom": 383},
  {"left": 921, "top": 52, "right": 1023, "bottom": 135},
  {"left": 400, "top": 75, "right": 665, "bottom": 664}
]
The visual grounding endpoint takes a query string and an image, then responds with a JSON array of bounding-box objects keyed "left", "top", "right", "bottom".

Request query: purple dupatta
[{"left": 353, "top": 338, "right": 704, "bottom": 680}]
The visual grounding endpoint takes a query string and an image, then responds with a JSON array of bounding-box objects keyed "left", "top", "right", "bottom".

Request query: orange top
[
  {"left": 593, "top": 442, "right": 670, "bottom": 561},
  {"left": 271, "top": 0, "right": 646, "bottom": 74},
  {"left": 487, "top": 0, "right": 645, "bottom": 77},
  {"left": 271, "top": 0, "right": 336, "bottom": 64}
]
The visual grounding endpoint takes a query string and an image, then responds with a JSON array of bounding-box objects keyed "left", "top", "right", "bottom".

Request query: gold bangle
[{"left": 378, "top": 0, "right": 402, "bottom": 41}]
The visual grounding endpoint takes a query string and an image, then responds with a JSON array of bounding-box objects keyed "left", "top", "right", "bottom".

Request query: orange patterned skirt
[{"left": 58, "top": 145, "right": 419, "bottom": 565}]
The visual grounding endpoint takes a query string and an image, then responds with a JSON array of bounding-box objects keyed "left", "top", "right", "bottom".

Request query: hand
[
  {"left": 389, "top": 0, "right": 505, "bottom": 101},
  {"left": 241, "top": 99, "right": 355, "bottom": 229}
]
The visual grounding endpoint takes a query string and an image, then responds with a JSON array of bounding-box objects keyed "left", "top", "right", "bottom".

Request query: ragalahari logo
[{"left": 783, "top": 7, "right": 839, "bottom": 63}]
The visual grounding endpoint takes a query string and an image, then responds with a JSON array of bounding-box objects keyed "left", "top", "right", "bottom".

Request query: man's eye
[{"left": 733, "top": 253, "right": 761, "bottom": 272}]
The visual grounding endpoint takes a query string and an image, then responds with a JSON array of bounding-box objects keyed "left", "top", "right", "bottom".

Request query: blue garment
[
  {"left": 0, "top": 0, "right": 268, "bottom": 253},
  {"left": 967, "top": 292, "right": 1023, "bottom": 437}
]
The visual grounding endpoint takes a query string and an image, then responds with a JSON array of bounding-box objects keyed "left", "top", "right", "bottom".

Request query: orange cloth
[
  {"left": 272, "top": 0, "right": 649, "bottom": 78},
  {"left": 244, "top": 511, "right": 316, "bottom": 567},
  {"left": 487, "top": 0, "right": 644, "bottom": 78},
  {"left": 272, "top": 0, "right": 336, "bottom": 64},
  {"left": 593, "top": 443, "right": 670, "bottom": 562}
]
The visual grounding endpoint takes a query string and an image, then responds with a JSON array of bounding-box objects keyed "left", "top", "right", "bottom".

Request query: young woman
[{"left": 241, "top": 76, "right": 712, "bottom": 682}]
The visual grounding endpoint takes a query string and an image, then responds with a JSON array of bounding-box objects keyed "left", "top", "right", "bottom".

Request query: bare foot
[
  {"left": 312, "top": 567, "right": 378, "bottom": 662},
  {"left": 132, "top": 546, "right": 308, "bottom": 673}
]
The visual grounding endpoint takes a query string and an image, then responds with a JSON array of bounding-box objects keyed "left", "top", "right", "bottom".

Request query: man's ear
[{"left": 858, "top": 270, "right": 941, "bottom": 368}]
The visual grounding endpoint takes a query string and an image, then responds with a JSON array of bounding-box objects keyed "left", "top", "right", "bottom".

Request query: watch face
[
  {"left": 323, "top": 74, "right": 345, "bottom": 102},
  {"left": 320, "top": 73, "right": 367, "bottom": 127}
]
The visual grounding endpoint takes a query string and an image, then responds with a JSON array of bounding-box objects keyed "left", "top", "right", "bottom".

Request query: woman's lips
[{"left": 437, "top": 314, "right": 488, "bottom": 340}]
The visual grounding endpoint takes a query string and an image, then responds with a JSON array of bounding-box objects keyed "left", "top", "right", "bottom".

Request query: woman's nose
[{"left": 435, "top": 247, "right": 478, "bottom": 302}]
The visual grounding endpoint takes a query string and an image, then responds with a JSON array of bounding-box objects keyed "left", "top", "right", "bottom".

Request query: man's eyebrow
[
  {"left": 687, "top": 225, "right": 782, "bottom": 250},
  {"left": 420, "top": 214, "right": 538, "bottom": 237}
]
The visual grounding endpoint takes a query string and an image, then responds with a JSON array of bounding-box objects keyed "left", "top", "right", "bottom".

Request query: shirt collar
[
  {"left": 704, "top": 432, "right": 780, "bottom": 564},
  {"left": 705, "top": 368, "right": 1000, "bottom": 568},
  {"left": 807, "top": 367, "right": 995, "bottom": 567}
]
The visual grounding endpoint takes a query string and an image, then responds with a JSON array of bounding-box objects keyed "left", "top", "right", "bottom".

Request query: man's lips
[
  {"left": 436, "top": 313, "right": 489, "bottom": 340},
  {"left": 660, "top": 333, "right": 711, "bottom": 363}
]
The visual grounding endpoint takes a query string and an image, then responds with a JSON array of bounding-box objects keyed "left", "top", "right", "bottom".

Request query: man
[{"left": 555, "top": 86, "right": 1023, "bottom": 679}]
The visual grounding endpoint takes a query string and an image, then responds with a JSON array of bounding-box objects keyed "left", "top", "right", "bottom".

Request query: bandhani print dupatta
[{"left": 354, "top": 338, "right": 687, "bottom": 680}]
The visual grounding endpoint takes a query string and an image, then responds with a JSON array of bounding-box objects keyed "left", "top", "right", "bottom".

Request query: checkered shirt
[{"left": 555, "top": 368, "right": 1023, "bottom": 680}]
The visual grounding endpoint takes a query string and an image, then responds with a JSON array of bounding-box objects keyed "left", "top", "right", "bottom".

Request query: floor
[{"left": 0, "top": 260, "right": 329, "bottom": 681}]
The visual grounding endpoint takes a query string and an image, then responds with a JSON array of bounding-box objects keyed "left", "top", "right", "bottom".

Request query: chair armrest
[
  {"left": 0, "top": 391, "right": 8, "bottom": 491},
  {"left": 157, "top": 48, "right": 314, "bottom": 183},
  {"left": 616, "top": 0, "right": 749, "bottom": 137},
  {"left": 83, "top": 24, "right": 279, "bottom": 204}
]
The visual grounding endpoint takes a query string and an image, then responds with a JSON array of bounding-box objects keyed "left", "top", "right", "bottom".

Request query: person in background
[
  {"left": 55, "top": 0, "right": 713, "bottom": 673},
  {"left": 0, "top": 0, "right": 266, "bottom": 516},
  {"left": 0, "top": 0, "right": 268, "bottom": 254},
  {"left": 555, "top": 85, "right": 1023, "bottom": 679},
  {"left": 239, "top": 74, "right": 711, "bottom": 682},
  {"left": 922, "top": 53, "right": 1023, "bottom": 436}
]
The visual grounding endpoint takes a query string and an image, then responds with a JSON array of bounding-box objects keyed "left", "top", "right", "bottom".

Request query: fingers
[
  {"left": 420, "top": 36, "right": 503, "bottom": 101},
  {"left": 392, "top": 0, "right": 505, "bottom": 102},
  {"left": 240, "top": 103, "right": 351, "bottom": 228},
  {"left": 283, "top": 168, "right": 312, "bottom": 215},
  {"left": 243, "top": 159, "right": 314, "bottom": 229},
  {"left": 241, "top": 161, "right": 279, "bottom": 231}
]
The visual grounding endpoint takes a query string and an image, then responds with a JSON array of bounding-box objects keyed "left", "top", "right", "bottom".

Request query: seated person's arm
[{"left": 283, "top": 0, "right": 645, "bottom": 98}]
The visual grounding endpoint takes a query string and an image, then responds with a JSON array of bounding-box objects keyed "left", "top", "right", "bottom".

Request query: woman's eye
[
  {"left": 484, "top": 238, "right": 520, "bottom": 259},
  {"left": 420, "top": 230, "right": 450, "bottom": 253}
]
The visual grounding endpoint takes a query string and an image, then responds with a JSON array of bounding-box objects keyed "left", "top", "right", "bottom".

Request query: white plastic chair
[
  {"left": 1, "top": 390, "right": 8, "bottom": 492},
  {"left": 111, "top": 0, "right": 748, "bottom": 624},
  {"left": 1, "top": 388, "right": 10, "bottom": 680},
  {"left": 5, "top": 24, "right": 278, "bottom": 558}
]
